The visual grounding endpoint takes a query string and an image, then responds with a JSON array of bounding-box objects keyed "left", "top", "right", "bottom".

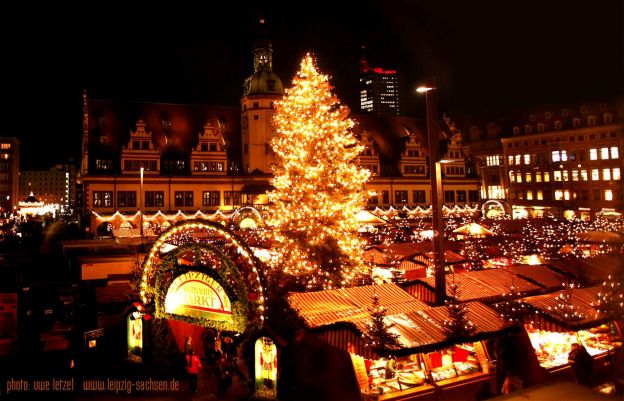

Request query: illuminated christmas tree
[
  {"left": 442, "top": 283, "right": 477, "bottom": 339},
  {"left": 267, "top": 54, "right": 371, "bottom": 289}
]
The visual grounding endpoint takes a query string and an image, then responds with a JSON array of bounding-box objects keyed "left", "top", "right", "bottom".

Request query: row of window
[
  {"left": 507, "top": 131, "right": 617, "bottom": 148},
  {"left": 92, "top": 190, "right": 244, "bottom": 208},
  {"left": 513, "top": 189, "right": 615, "bottom": 202},
  {"left": 509, "top": 168, "right": 621, "bottom": 183},
  {"left": 507, "top": 147, "right": 619, "bottom": 166},
  {"left": 403, "top": 165, "right": 425, "bottom": 175},
  {"left": 367, "top": 190, "right": 479, "bottom": 204},
  {"left": 123, "top": 160, "right": 158, "bottom": 171}
]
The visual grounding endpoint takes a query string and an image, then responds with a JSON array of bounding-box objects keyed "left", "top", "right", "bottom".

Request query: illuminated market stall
[
  {"left": 518, "top": 286, "right": 622, "bottom": 381},
  {"left": 289, "top": 285, "right": 507, "bottom": 401}
]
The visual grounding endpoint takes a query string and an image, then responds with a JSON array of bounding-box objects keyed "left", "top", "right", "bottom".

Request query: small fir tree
[
  {"left": 442, "top": 283, "right": 477, "bottom": 340},
  {"left": 364, "top": 293, "right": 401, "bottom": 356}
]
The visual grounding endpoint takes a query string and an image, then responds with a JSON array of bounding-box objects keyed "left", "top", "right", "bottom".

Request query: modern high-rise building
[
  {"left": 0, "top": 137, "right": 20, "bottom": 214},
  {"left": 359, "top": 55, "right": 402, "bottom": 116}
]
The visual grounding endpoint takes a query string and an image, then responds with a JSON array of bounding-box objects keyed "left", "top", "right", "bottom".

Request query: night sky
[{"left": 1, "top": 1, "right": 621, "bottom": 169}]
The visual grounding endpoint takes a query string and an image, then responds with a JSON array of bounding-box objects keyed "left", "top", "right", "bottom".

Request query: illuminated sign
[{"left": 165, "top": 271, "right": 232, "bottom": 323}]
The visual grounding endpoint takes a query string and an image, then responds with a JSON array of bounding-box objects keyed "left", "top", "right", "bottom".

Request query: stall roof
[
  {"left": 416, "top": 269, "right": 541, "bottom": 303},
  {"left": 506, "top": 265, "right": 566, "bottom": 291},
  {"left": 519, "top": 286, "right": 608, "bottom": 330},
  {"left": 288, "top": 283, "right": 428, "bottom": 328},
  {"left": 547, "top": 255, "right": 623, "bottom": 285},
  {"left": 453, "top": 222, "right": 496, "bottom": 237},
  {"left": 348, "top": 301, "right": 505, "bottom": 352}
]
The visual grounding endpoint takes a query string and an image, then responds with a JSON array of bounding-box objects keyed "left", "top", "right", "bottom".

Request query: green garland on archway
[{"left": 147, "top": 242, "right": 256, "bottom": 333}]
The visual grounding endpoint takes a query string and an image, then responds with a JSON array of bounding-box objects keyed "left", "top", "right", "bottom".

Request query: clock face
[{"left": 242, "top": 116, "right": 248, "bottom": 129}]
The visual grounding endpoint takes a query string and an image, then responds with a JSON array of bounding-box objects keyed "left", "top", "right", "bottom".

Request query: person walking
[{"left": 186, "top": 349, "right": 202, "bottom": 393}]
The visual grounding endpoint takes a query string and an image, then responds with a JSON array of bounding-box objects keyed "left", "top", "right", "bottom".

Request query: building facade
[
  {"left": 80, "top": 36, "right": 479, "bottom": 232},
  {"left": 467, "top": 103, "right": 623, "bottom": 219},
  {"left": 502, "top": 104, "right": 623, "bottom": 219},
  {"left": 0, "top": 137, "right": 20, "bottom": 214},
  {"left": 19, "top": 164, "right": 76, "bottom": 211},
  {"left": 359, "top": 56, "right": 402, "bottom": 116}
]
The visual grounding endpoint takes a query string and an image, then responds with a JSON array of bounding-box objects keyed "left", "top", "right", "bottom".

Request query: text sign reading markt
[{"left": 165, "top": 271, "right": 232, "bottom": 323}]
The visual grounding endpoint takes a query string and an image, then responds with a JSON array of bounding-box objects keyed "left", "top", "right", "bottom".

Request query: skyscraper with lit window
[
  {"left": 359, "top": 56, "right": 402, "bottom": 116},
  {"left": 0, "top": 137, "right": 20, "bottom": 214}
]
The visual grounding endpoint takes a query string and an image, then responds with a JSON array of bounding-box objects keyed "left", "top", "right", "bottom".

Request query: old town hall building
[{"left": 79, "top": 34, "right": 479, "bottom": 232}]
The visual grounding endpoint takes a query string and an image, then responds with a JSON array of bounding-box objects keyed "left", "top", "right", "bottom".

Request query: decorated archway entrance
[{"left": 139, "top": 220, "right": 266, "bottom": 356}]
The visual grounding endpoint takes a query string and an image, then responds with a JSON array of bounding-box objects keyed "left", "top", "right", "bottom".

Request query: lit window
[
  {"left": 524, "top": 154, "right": 531, "bottom": 164},
  {"left": 516, "top": 172, "right": 522, "bottom": 183},
  {"left": 564, "top": 190, "right": 570, "bottom": 200},
  {"left": 604, "top": 189, "right": 613, "bottom": 201},
  {"left": 544, "top": 172, "right": 550, "bottom": 182},
  {"left": 580, "top": 170, "right": 588, "bottom": 181},
  {"left": 537, "top": 190, "right": 543, "bottom": 200},
  {"left": 525, "top": 172, "right": 532, "bottom": 182},
  {"left": 563, "top": 170, "right": 569, "bottom": 181},
  {"left": 515, "top": 155, "right": 521, "bottom": 165},
  {"left": 589, "top": 149, "right": 598, "bottom": 160},
  {"left": 603, "top": 169, "right": 611, "bottom": 180},
  {"left": 611, "top": 147, "right": 619, "bottom": 159},
  {"left": 561, "top": 150, "right": 568, "bottom": 161},
  {"left": 613, "top": 168, "right": 621, "bottom": 180},
  {"left": 526, "top": 191, "right": 533, "bottom": 200},
  {"left": 601, "top": 147, "right": 609, "bottom": 160},
  {"left": 554, "top": 171, "right": 562, "bottom": 181},
  {"left": 551, "top": 151, "right": 560, "bottom": 163},
  {"left": 591, "top": 169, "right": 600, "bottom": 181},
  {"left": 535, "top": 172, "right": 542, "bottom": 182},
  {"left": 508, "top": 155, "right": 514, "bottom": 165},
  {"left": 509, "top": 171, "right": 515, "bottom": 182},
  {"left": 572, "top": 170, "right": 579, "bottom": 181},
  {"left": 555, "top": 190, "right": 563, "bottom": 200}
]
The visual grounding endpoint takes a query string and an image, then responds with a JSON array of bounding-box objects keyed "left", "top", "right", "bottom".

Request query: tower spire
[{"left": 252, "top": 17, "right": 272, "bottom": 72}]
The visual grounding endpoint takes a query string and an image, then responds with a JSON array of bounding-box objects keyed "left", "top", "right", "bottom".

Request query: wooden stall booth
[
  {"left": 518, "top": 286, "right": 623, "bottom": 384},
  {"left": 289, "top": 284, "right": 507, "bottom": 401}
]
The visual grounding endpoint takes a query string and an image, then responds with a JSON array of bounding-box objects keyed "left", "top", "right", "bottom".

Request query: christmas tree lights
[
  {"left": 593, "top": 274, "right": 624, "bottom": 318},
  {"left": 442, "top": 282, "right": 477, "bottom": 339},
  {"left": 267, "top": 54, "right": 371, "bottom": 289}
]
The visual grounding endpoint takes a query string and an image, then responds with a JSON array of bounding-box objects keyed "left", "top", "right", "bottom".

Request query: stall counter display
[
  {"left": 368, "top": 355, "right": 429, "bottom": 395},
  {"left": 525, "top": 323, "right": 621, "bottom": 369},
  {"left": 427, "top": 343, "right": 482, "bottom": 382}
]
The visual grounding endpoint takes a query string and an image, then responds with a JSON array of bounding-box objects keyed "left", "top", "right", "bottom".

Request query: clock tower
[{"left": 241, "top": 19, "right": 284, "bottom": 174}]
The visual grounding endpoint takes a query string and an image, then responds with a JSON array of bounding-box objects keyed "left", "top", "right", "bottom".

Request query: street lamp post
[
  {"left": 139, "top": 167, "right": 144, "bottom": 243},
  {"left": 418, "top": 78, "right": 446, "bottom": 305}
]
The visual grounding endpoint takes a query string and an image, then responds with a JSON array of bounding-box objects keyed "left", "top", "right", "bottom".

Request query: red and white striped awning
[
  {"left": 288, "top": 283, "right": 428, "bottom": 328},
  {"left": 519, "top": 286, "right": 607, "bottom": 330}
]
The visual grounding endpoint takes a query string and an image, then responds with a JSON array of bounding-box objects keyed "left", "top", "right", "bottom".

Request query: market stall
[
  {"left": 290, "top": 285, "right": 506, "bottom": 400},
  {"left": 518, "top": 286, "right": 622, "bottom": 382}
]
